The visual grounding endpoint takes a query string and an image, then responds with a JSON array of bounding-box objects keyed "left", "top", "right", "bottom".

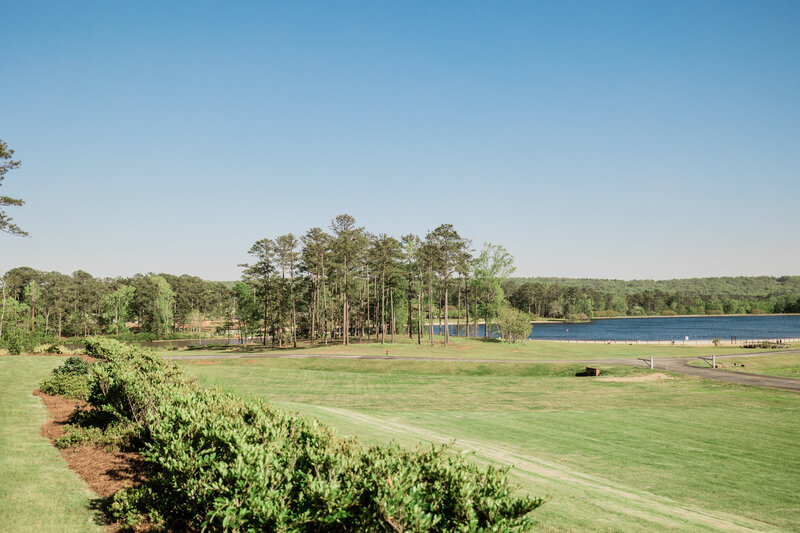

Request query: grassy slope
[
  {"left": 181, "top": 357, "right": 800, "bottom": 532},
  {"left": 0, "top": 357, "right": 103, "bottom": 533},
  {"left": 160, "top": 334, "right": 746, "bottom": 361},
  {"left": 691, "top": 353, "right": 800, "bottom": 378}
]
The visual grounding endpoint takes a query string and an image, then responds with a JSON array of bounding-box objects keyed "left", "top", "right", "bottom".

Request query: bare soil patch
[{"left": 35, "top": 390, "right": 146, "bottom": 512}]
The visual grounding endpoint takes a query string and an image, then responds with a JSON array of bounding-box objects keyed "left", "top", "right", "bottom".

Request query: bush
[
  {"left": 53, "top": 356, "right": 91, "bottom": 375},
  {"left": 496, "top": 305, "right": 532, "bottom": 344},
  {"left": 84, "top": 338, "right": 544, "bottom": 530},
  {"left": 38, "top": 356, "right": 94, "bottom": 400},
  {"left": 660, "top": 309, "right": 678, "bottom": 316},
  {"left": 55, "top": 420, "right": 138, "bottom": 451},
  {"left": 39, "top": 373, "right": 92, "bottom": 401},
  {"left": 55, "top": 425, "right": 105, "bottom": 448}
]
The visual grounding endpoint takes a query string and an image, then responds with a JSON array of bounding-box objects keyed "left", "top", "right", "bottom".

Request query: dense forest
[
  {"left": 2, "top": 215, "right": 798, "bottom": 353},
  {"left": 506, "top": 276, "right": 800, "bottom": 318}
]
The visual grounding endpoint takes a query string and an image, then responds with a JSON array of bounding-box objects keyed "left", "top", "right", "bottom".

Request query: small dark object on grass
[{"left": 576, "top": 367, "right": 601, "bottom": 377}]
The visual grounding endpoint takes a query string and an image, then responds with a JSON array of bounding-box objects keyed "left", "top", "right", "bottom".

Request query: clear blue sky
[{"left": 2, "top": 1, "right": 798, "bottom": 280}]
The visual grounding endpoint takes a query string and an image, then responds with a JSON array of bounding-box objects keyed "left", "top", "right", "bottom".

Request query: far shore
[
  {"left": 592, "top": 313, "right": 800, "bottom": 320},
  {"left": 430, "top": 313, "right": 800, "bottom": 326}
]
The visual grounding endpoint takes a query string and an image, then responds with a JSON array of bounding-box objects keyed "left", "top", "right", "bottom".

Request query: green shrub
[
  {"left": 84, "top": 338, "right": 544, "bottom": 531},
  {"left": 38, "top": 373, "right": 92, "bottom": 401},
  {"left": 55, "top": 420, "right": 138, "bottom": 451},
  {"left": 53, "top": 356, "right": 91, "bottom": 375},
  {"left": 55, "top": 425, "right": 104, "bottom": 448}
]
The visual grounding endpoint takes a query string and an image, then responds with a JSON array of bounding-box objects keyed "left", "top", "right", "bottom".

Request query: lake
[{"left": 433, "top": 315, "right": 800, "bottom": 342}]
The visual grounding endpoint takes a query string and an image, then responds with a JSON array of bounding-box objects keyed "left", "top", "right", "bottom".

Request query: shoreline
[{"left": 592, "top": 313, "right": 800, "bottom": 320}]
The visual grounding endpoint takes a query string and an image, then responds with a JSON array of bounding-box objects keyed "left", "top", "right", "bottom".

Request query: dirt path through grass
[{"left": 315, "top": 406, "right": 780, "bottom": 532}]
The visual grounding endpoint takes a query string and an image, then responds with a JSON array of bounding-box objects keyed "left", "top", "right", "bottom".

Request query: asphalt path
[{"left": 165, "top": 349, "right": 800, "bottom": 392}]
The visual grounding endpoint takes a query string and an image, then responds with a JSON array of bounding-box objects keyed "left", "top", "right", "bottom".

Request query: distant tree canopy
[
  {"left": 0, "top": 268, "right": 233, "bottom": 352},
  {"left": 505, "top": 276, "right": 800, "bottom": 318}
]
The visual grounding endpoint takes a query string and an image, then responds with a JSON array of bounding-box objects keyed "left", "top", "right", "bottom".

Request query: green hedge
[
  {"left": 38, "top": 357, "right": 94, "bottom": 400},
  {"left": 83, "top": 338, "right": 543, "bottom": 531}
]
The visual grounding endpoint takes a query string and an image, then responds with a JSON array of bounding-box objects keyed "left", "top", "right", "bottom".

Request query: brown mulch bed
[{"left": 35, "top": 390, "right": 147, "bottom": 527}]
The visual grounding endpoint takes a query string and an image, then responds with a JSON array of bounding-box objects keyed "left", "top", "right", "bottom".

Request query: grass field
[
  {"left": 0, "top": 356, "right": 103, "bottom": 533},
  {"left": 158, "top": 334, "right": 748, "bottom": 361},
  {"left": 690, "top": 353, "right": 800, "bottom": 378},
  {"left": 180, "top": 356, "right": 800, "bottom": 532}
]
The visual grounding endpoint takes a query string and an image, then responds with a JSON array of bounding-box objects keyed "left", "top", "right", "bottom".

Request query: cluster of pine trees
[{"left": 234, "top": 215, "right": 515, "bottom": 347}]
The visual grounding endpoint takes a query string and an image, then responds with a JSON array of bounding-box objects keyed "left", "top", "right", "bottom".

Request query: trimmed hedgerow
[{"left": 84, "top": 338, "right": 544, "bottom": 531}]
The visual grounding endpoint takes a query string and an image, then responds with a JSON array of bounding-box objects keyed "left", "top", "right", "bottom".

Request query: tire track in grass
[{"left": 314, "top": 406, "right": 780, "bottom": 532}]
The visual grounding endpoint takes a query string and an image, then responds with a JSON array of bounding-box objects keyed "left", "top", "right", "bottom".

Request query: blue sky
[{"left": 1, "top": 1, "right": 798, "bottom": 280}]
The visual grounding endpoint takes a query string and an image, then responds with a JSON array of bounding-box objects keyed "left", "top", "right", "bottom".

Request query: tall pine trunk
[
  {"left": 417, "top": 292, "right": 422, "bottom": 345},
  {"left": 390, "top": 288, "right": 395, "bottom": 343},
  {"left": 342, "top": 258, "right": 348, "bottom": 345},
  {"left": 380, "top": 267, "right": 386, "bottom": 345},
  {"left": 443, "top": 280, "right": 450, "bottom": 345},
  {"left": 428, "top": 265, "right": 434, "bottom": 346},
  {"left": 290, "top": 266, "right": 297, "bottom": 349}
]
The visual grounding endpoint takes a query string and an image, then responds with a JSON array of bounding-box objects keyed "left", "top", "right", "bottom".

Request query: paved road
[{"left": 165, "top": 349, "right": 800, "bottom": 392}]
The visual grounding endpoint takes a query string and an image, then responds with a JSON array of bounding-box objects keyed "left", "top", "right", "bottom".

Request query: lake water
[{"left": 433, "top": 315, "right": 800, "bottom": 341}]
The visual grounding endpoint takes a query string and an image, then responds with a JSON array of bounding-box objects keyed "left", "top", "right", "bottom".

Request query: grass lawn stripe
[{"left": 0, "top": 357, "right": 103, "bottom": 533}]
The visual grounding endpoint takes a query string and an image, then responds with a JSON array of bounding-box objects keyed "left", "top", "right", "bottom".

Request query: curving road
[
  {"left": 642, "top": 351, "right": 800, "bottom": 391},
  {"left": 165, "top": 349, "right": 800, "bottom": 392}
]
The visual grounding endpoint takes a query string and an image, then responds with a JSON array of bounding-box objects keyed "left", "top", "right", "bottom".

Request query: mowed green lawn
[
  {"left": 181, "top": 357, "right": 800, "bottom": 532},
  {"left": 0, "top": 357, "right": 103, "bottom": 533},
  {"left": 160, "top": 334, "right": 747, "bottom": 361},
  {"left": 709, "top": 353, "right": 800, "bottom": 378}
]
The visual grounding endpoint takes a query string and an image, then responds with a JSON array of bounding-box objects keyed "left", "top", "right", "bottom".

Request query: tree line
[
  {"left": 0, "top": 268, "right": 232, "bottom": 352},
  {"left": 506, "top": 278, "right": 800, "bottom": 319},
  {"left": 3, "top": 215, "right": 799, "bottom": 353},
  {"left": 1, "top": 215, "right": 527, "bottom": 352}
]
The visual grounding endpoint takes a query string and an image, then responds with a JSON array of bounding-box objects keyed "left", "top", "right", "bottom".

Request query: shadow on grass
[{"left": 472, "top": 337, "right": 502, "bottom": 344}]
